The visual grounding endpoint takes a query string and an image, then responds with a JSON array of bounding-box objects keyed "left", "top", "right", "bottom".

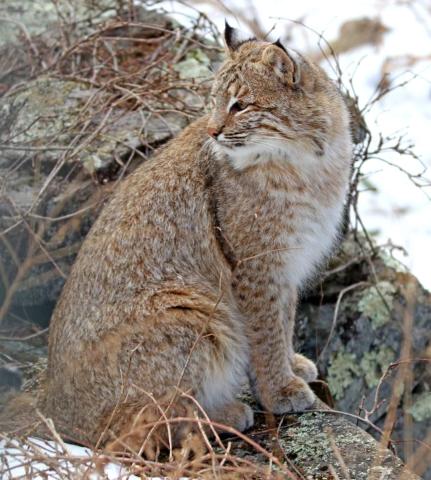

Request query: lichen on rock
[
  {"left": 174, "top": 49, "right": 213, "bottom": 80},
  {"left": 408, "top": 392, "right": 431, "bottom": 422},
  {"left": 272, "top": 408, "right": 416, "bottom": 479},
  {"left": 360, "top": 347, "right": 395, "bottom": 388},
  {"left": 327, "top": 349, "right": 361, "bottom": 400},
  {"left": 357, "top": 281, "right": 397, "bottom": 328}
]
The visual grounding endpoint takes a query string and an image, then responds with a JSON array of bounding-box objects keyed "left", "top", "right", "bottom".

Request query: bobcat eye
[{"left": 229, "top": 101, "right": 247, "bottom": 114}]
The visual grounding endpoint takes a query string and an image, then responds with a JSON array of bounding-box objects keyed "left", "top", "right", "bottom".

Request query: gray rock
[{"left": 296, "top": 236, "right": 431, "bottom": 478}]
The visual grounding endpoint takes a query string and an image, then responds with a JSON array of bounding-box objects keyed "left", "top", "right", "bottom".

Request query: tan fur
[{"left": 2, "top": 28, "right": 351, "bottom": 453}]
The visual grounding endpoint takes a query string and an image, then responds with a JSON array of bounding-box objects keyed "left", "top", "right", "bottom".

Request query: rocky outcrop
[
  {"left": 297, "top": 236, "right": 431, "bottom": 476},
  {"left": 227, "top": 401, "right": 422, "bottom": 479}
]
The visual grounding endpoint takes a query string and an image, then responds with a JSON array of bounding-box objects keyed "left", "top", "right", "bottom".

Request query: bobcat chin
[{"left": 1, "top": 23, "right": 351, "bottom": 455}]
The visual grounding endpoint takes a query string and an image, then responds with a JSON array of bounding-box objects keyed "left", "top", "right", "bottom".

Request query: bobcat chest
[
  {"left": 218, "top": 177, "right": 344, "bottom": 288},
  {"left": 277, "top": 198, "right": 344, "bottom": 287}
]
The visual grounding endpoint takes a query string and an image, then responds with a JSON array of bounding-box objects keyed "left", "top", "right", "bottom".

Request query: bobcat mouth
[
  {"left": 215, "top": 134, "right": 246, "bottom": 149},
  {"left": 215, "top": 140, "right": 245, "bottom": 150}
]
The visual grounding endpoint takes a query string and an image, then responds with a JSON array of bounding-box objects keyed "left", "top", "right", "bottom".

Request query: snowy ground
[
  {"left": 0, "top": 437, "right": 140, "bottom": 479},
  {"left": 159, "top": 0, "right": 431, "bottom": 290}
]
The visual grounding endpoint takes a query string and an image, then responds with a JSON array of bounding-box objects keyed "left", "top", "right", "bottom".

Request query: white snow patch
[{"left": 0, "top": 436, "right": 172, "bottom": 479}]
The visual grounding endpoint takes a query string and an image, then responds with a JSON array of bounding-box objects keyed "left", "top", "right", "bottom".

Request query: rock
[
  {"left": 0, "top": 0, "right": 120, "bottom": 91},
  {"left": 296, "top": 236, "right": 431, "bottom": 479},
  {"left": 0, "top": 75, "right": 188, "bottom": 175},
  {"left": 311, "top": 17, "right": 389, "bottom": 62},
  {"left": 228, "top": 402, "right": 422, "bottom": 479},
  {"left": 0, "top": 0, "right": 117, "bottom": 47},
  {"left": 0, "top": 72, "right": 199, "bottom": 311}
]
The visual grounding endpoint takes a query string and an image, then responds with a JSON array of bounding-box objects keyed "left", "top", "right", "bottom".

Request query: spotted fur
[{"left": 30, "top": 26, "right": 351, "bottom": 451}]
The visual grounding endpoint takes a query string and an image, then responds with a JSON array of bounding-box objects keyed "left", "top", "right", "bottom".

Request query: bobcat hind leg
[{"left": 103, "top": 394, "right": 199, "bottom": 460}]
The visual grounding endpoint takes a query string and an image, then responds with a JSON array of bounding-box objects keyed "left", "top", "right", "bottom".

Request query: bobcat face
[
  {"left": 207, "top": 26, "right": 336, "bottom": 168},
  {"left": 208, "top": 43, "right": 298, "bottom": 153}
]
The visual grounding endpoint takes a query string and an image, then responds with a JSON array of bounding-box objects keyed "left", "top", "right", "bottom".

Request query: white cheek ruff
[{"left": 220, "top": 138, "right": 290, "bottom": 170}]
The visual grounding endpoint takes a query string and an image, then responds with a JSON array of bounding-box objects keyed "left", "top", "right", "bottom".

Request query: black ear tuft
[
  {"left": 273, "top": 38, "right": 288, "bottom": 54},
  {"left": 224, "top": 20, "right": 235, "bottom": 49},
  {"left": 224, "top": 20, "right": 256, "bottom": 52}
]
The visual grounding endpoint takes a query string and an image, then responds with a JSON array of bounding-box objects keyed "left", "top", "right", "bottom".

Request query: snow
[
  {"left": 0, "top": 437, "right": 140, "bottom": 479},
  {"left": 158, "top": 0, "right": 431, "bottom": 290},
  {"left": 0, "top": 436, "right": 191, "bottom": 479}
]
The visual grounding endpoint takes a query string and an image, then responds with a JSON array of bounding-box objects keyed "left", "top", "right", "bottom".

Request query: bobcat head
[{"left": 208, "top": 22, "right": 349, "bottom": 170}]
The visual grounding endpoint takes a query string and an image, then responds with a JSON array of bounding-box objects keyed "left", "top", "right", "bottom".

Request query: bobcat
[{"left": 4, "top": 24, "right": 352, "bottom": 455}]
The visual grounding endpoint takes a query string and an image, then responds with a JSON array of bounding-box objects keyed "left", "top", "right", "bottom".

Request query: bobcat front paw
[
  {"left": 292, "top": 353, "right": 318, "bottom": 383},
  {"left": 264, "top": 376, "right": 316, "bottom": 414}
]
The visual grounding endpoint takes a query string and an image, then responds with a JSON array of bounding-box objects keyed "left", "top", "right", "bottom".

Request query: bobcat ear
[
  {"left": 224, "top": 20, "right": 255, "bottom": 54},
  {"left": 263, "top": 40, "right": 301, "bottom": 86}
]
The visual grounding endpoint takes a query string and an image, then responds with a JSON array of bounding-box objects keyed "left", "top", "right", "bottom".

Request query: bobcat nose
[{"left": 207, "top": 125, "right": 223, "bottom": 139}]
